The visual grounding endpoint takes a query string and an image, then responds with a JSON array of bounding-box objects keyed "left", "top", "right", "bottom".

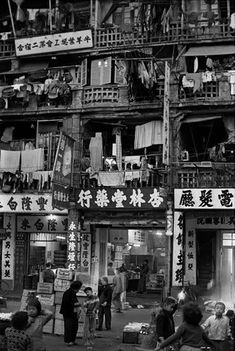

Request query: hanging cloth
[
  {"left": 21, "top": 148, "right": 44, "bottom": 172},
  {"left": 113, "top": 127, "right": 122, "bottom": 171},
  {"left": 134, "top": 121, "right": 163, "bottom": 149},
  {"left": 185, "top": 73, "right": 202, "bottom": 93},
  {"left": 89, "top": 133, "right": 103, "bottom": 172},
  {"left": 0, "top": 150, "right": 20, "bottom": 172},
  {"left": 11, "top": 0, "right": 25, "bottom": 22},
  {"left": 194, "top": 57, "right": 198, "bottom": 73}
]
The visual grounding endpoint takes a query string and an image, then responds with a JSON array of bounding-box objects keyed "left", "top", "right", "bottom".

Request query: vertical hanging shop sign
[
  {"left": 172, "top": 211, "right": 184, "bottom": 286},
  {"left": 185, "top": 226, "right": 196, "bottom": 284},
  {"left": 80, "top": 233, "right": 91, "bottom": 274},
  {"left": 52, "top": 131, "right": 74, "bottom": 186},
  {"left": 67, "top": 219, "right": 78, "bottom": 270},
  {"left": 162, "top": 61, "right": 170, "bottom": 165},
  {"left": 2, "top": 214, "right": 15, "bottom": 280}
]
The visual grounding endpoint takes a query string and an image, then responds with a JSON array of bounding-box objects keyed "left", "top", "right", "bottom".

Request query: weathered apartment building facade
[{"left": 0, "top": 0, "right": 234, "bottom": 301}]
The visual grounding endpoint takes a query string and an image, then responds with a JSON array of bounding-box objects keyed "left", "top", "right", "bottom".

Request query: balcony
[
  {"left": 0, "top": 38, "right": 15, "bottom": 58},
  {"left": 173, "top": 163, "right": 235, "bottom": 188},
  {"left": 179, "top": 74, "right": 235, "bottom": 105},
  {"left": 83, "top": 85, "right": 120, "bottom": 106}
]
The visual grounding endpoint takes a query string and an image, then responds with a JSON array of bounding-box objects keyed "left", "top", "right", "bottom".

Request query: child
[
  {"left": 202, "top": 301, "right": 231, "bottom": 351},
  {"left": 5, "top": 311, "right": 32, "bottom": 351},
  {"left": 97, "top": 276, "right": 113, "bottom": 331},
  {"left": 155, "top": 302, "right": 216, "bottom": 351},
  {"left": 156, "top": 296, "right": 178, "bottom": 346},
  {"left": 83, "top": 287, "right": 99, "bottom": 350},
  {"left": 25, "top": 297, "right": 53, "bottom": 351}
]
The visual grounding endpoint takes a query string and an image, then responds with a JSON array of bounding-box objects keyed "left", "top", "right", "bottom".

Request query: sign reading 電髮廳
[
  {"left": 175, "top": 188, "right": 235, "bottom": 209},
  {"left": 15, "top": 30, "right": 93, "bottom": 56},
  {"left": 76, "top": 187, "right": 166, "bottom": 209}
]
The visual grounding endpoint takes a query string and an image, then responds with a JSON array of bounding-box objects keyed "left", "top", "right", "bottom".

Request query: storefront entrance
[{"left": 220, "top": 232, "right": 235, "bottom": 302}]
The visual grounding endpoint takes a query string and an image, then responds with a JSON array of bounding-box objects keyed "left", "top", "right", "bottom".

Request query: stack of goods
[
  {"left": 37, "top": 282, "right": 55, "bottom": 334},
  {"left": 20, "top": 290, "right": 37, "bottom": 311},
  {"left": 53, "top": 250, "right": 67, "bottom": 267},
  {"left": 123, "top": 322, "right": 150, "bottom": 344}
]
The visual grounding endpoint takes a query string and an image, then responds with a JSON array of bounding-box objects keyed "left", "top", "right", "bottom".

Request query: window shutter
[
  {"left": 91, "top": 57, "right": 111, "bottom": 85},
  {"left": 81, "top": 59, "right": 87, "bottom": 86}
]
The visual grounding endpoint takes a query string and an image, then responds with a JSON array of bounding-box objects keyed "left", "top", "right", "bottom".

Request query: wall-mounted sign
[
  {"left": 52, "top": 183, "right": 70, "bottom": 210},
  {"left": 184, "top": 225, "right": 196, "bottom": 284},
  {"left": 2, "top": 215, "right": 15, "bottom": 280},
  {"left": 175, "top": 188, "right": 235, "bottom": 209},
  {"left": 162, "top": 61, "right": 170, "bottom": 165},
  {"left": 172, "top": 211, "right": 184, "bottom": 286},
  {"left": 0, "top": 194, "right": 67, "bottom": 213},
  {"left": 196, "top": 215, "right": 235, "bottom": 228},
  {"left": 76, "top": 187, "right": 166, "bottom": 209},
  {"left": 15, "top": 30, "right": 93, "bottom": 56},
  {"left": 80, "top": 233, "right": 91, "bottom": 274},
  {"left": 67, "top": 219, "right": 79, "bottom": 271},
  {"left": 53, "top": 132, "right": 74, "bottom": 186},
  {"left": 17, "top": 215, "right": 68, "bottom": 233}
]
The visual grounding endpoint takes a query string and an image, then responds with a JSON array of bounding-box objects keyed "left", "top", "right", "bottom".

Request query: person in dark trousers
[
  {"left": 98, "top": 277, "right": 113, "bottom": 331},
  {"left": 60, "top": 280, "right": 82, "bottom": 346},
  {"left": 42, "top": 262, "right": 55, "bottom": 284},
  {"left": 137, "top": 259, "right": 149, "bottom": 293},
  {"left": 5, "top": 311, "right": 32, "bottom": 351},
  {"left": 155, "top": 302, "right": 216, "bottom": 351},
  {"left": 83, "top": 287, "right": 99, "bottom": 349},
  {"left": 156, "top": 296, "right": 178, "bottom": 346}
]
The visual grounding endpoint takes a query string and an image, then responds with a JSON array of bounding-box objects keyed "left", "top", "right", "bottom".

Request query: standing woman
[{"left": 60, "top": 280, "right": 83, "bottom": 346}]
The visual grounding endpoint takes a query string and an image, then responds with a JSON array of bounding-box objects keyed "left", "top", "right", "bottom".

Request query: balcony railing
[
  {"left": 173, "top": 163, "right": 235, "bottom": 188},
  {"left": 83, "top": 85, "right": 120, "bottom": 105}
]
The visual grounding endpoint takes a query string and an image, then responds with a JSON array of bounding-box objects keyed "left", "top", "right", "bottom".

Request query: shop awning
[
  {"left": 184, "top": 45, "right": 235, "bottom": 57},
  {"left": 0, "top": 62, "right": 48, "bottom": 75}
]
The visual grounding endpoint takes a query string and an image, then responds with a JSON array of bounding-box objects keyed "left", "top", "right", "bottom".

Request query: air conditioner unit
[{"left": 181, "top": 150, "right": 189, "bottom": 161}]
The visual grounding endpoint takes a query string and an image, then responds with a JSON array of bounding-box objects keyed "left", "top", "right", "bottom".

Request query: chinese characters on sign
[
  {"left": 0, "top": 194, "right": 67, "bottom": 213},
  {"left": 80, "top": 233, "right": 91, "bottom": 274},
  {"left": 17, "top": 215, "right": 68, "bottom": 233},
  {"left": 67, "top": 220, "right": 78, "bottom": 271},
  {"left": 172, "top": 211, "right": 184, "bottom": 286},
  {"left": 197, "top": 216, "right": 235, "bottom": 228},
  {"left": 2, "top": 215, "right": 15, "bottom": 280},
  {"left": 162, "top": 61, "right": 170, "bottom": 165},
  {"left": 76, "top": 187, "right": 166, "bottom": 209},
  {"left": 175, "top": 188, "right": 235, "bottom": 209},
  {"left": 15, "top": 30, "right": 93, "bottom": 56},
  {"left": 53, "top": 132, "right": 74, "bottom": 186},
  {"left": 52, "top": 183, "right": 70, "bottom": 210},
  {"left": 184, "top": 227, "right": 196, "bottom": 284}
]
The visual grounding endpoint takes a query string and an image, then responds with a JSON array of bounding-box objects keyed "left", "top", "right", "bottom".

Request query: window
[{"left": 223, "top": 233, "right": 235, "bottom": 247}]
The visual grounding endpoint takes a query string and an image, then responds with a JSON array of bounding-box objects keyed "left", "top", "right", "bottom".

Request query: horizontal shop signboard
[
  {"left": 0, "top": 194, "right": 67, "bottom": 213},
  {"left": 174, "top": 188, "right": 235, "bottom": 209},
  {"left": 17, "top": 215, "right": 68, "bottom": 233},
  {"left": 15, "top": 30, "right": 93, "bottom": 56},
  {"left": 52, "top": 183, "right": 70, "bottom": 210},
  {"left": 76, "top": 187, "right": 166, "bottom": 210}
]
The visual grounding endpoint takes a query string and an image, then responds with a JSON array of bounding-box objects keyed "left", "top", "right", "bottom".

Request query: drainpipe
[
  {"left": 227, "top": 0, "right": 230, "bottom": 18},
  {"left": 7, "top": 0, "right": 16, "bottom": 38},
  {"left": 94, "top": 0, "right": 99, "bottom": 29}
]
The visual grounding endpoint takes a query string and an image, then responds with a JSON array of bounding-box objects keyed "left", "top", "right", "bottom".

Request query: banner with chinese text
[
  {"left": 175, "top": 188, "right": 235, "bottom": 209},
  {"left": 80, "top": 233, "right": 91, "bottom": 274},
  {"left": 162, "top": 61, "right": 170, "bottom": 165},
  {"left": 52, "top": 132, "right": 74, "bottom": 186},
  {"left": 184, "top": 222, "right": 196, "bottom": 285},
  {"left": 76, "top": 187, "right": 166, "bottom": 209},
  {"left": 2, "top": 214, "right": 15, "bottom": 281},
  {"left": 52, "top": 183, "right": 70, "bottom": 210},
  {"left": 15, "top": 30, "right": 93, "bottom": 56},
  {"left": 0, "top": 194, "right": 67, "bottom": 213},
  {"left": 172, "top": 211, "right": 184, "bottom": 286},
  {"left": 17, "top": 215, "right": 68, "bottom": 233},
  {"left": 67, "top": 219, "right": 79, "bottom": 270}
]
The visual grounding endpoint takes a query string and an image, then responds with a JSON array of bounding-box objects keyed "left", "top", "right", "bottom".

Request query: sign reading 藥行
[
  {"left": 76, "top": 187, "right": 166, "bottom": 209},
  {"left": 174, "top": 188, "right": 235, "bottom": 209},
  {"left": 15, "top": 30, "right": 93, "bottom": 56}
]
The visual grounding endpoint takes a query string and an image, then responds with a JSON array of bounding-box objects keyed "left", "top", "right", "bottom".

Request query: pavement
[{"left": 2, "top": 293, "right": 182, "bottom": 351}]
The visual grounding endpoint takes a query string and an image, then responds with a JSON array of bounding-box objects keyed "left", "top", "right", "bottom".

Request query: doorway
[
  {"left": 197, "top": 231, "right": 216, "bottom": 292},
  {"left": 220, "top": 232, "right": 235, "bottom": 302}
]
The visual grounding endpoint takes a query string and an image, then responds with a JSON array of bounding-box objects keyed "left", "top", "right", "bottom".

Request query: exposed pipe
[{"left": 7, "top": 0, "right": 16, "bottom": 38}]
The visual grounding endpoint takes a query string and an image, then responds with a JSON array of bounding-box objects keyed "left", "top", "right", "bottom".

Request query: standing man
[
  {"left": 137, "top": 259, "right": 149, "bottom": 294},
  {"left": 60, "top": 280, "right": 82, "bottom": 346},
  {"left": 42, "top": 262, "right": 55, "bottom": 284},
  {"left": 98, "top": 277, "right": 113, "bottom": 331},
  {"left": 112, "top": 268, "right": 123, "bottom": 313}
]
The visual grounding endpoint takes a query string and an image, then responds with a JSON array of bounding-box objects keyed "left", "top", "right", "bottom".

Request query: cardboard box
[
  {"left": 55, "top": 292, "right": 64, "bottom": 305},
  {"left": 54, "top": 278, "right": 71, "bottom": 292},
  {"left": 56, "top": 268, "right": 74, "bottom": 281},
  {"left": 37, "top": 282, "right": 54, "bottom": 294},
  {"left": 37, "top": 294, "right": 55, "bottom": 306},
  {"left": 43, "top": 319, "right": 54, "bottom": 334},
  {"left": 122, "top": 331, "right": 139, "bottom": 344}
]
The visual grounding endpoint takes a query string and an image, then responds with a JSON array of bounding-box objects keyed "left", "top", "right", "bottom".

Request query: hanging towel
[
  {"left": 21, "top": 148, "right": 44, "bottom": 172},
  {"left": 98, "top": 171, "right": 124, "bottom": 187},
  {"left": 185, "top": 73, "right": 202, "bottom": 93},
  {"left": 1, "top": 126, "right": 15, "bottom": 143},
  {"left": 194, "top": 57, "right": 198, "bottom": 73},
  {"left": 0, "top": 150, "right": 20, "bottom": 172}
]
